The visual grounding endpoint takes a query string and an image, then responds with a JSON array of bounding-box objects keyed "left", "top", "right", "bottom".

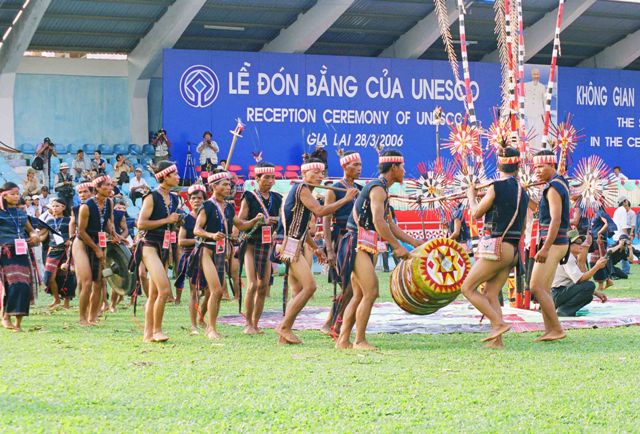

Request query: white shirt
[
  {"left": 155, "top": 139, "right": 169, "bottom": 158},
  {"left": 198, "top": 140, "right": 219, "bottom": 165},
  {"left": 130, "top": 177, "right": 148, "bottom": 192},
  {"left": 627, "top": 209, "right": 636, "bottom": 231},
  {"left": 613, "top": 206, "right": 630, "bottom": 240},
  {"left": 613, "top": 173, "right": 628, "bottom": 182},
  {"left": 552, "top": 253, "right": 583, "bottom": 288}
]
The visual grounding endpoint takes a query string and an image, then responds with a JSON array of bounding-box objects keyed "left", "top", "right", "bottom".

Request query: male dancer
[
  {"left": 274, "top": 159, "right": 358, "bottom": 345},
  {"left": 237, "top": 161, "right": 282, "bottom": 334},
  {"left": 321, "top": 151, "right": 362, "bottom": 335},
  {"left": 335, "top": 150, "right": 421, "bottom": 350},
  {"left": 135, "top": 162, "right": 181, "bottom": 342},
  {"left": 72, "top": 175, "right": 117, "bottom": 326},
  {"left": 530, "top": 149, "right": 570, "bottom": 342}
]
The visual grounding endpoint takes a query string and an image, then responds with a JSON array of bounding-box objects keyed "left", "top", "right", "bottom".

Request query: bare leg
[
  {"left": 2, "top": 314, "right": 15, "bottom": 330},
  {"left": 202, "top": 249, "right": 224, "bottom": 339},
  {"left": 189, "top": 287, "right": 199, "bottom": 334},
  {"left": 73, "top": 240, "right": 92, "bottom": 326},
  {"left": 142, "top": 246, "right": 171, "bottom": 342},
  {"left": 531, "top": 244, "right": 568, "bottom": 342},
  {"left": 144, "top": 280, "right": 157, "bottom": 342},
  {"left": 481, "top": 265, "right": 512, "bottom": 348},
  {"left": 351, "top": 252, "right": 380, "bottom": 350},
  {"left": 88, "top": 279, "right": 104, "bottom": 325},
  {"left": 335, "top": 273, "right": 362, "bottom": 349},
  {"left": 48, "top": 269, "right": 61, "bottom": 309},
  {"left": 231, "top": 256, "right": 240, "bottom": 301},
  {"left": 243, "top": 245, "right": 259, "bottom": 334},
  {"left": 275, "top": 257, "right": 317, "bottom": 344},
  {"left": 461, "top": 244, "right": 515, "bottom": 341},
  {"left": 14, "top": 315, "right": 23, "bottom": 332},
  {"left": 253, "top": 261, "right": 272, "bottom": 333}
]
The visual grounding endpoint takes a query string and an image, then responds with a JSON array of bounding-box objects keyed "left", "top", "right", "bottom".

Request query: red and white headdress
[
  {"left": 498, "top": 155, "right": 520, "bottom": 165},
  {"left": 155, "top": 164, "right": 177, "bottom": 181},
  {"left": 208, "top": 171, "right": 231, "bottom": 184},
  {"left": 188, "top": 184, "right": 206, "bottom": 195},
  {"left": 254, "top": 166, "right": 276, "bottom": 175},
  {"left": 533, "top": 154, "right": 557, "bottom": 165},
  {"left": 340, "top": 152, "right": 361, "bottom": 167},
  {"left": 301, "top": 162, "right": 325, "bottom": 172},
  {"left": 76, "top": 182, "right": 93, "bottom": 192},
  {"left": 378, "top": 155, "right": 404, "bottom": 164},
  {"left": 92, "top": 175, "right": 111, "bottom": 188}
]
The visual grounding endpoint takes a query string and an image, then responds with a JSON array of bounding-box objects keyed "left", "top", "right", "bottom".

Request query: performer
[
  {"left": 73, "top": 175, "right": 117, "bottom": 326},
  {"left": 134, "top": 161, "right": 181, "bottom": 342},
  {"left": 321, "top": 151, "right": 362, "bottom": 335},
  {"left": 40, "top": 197, "right": 75, "bottom": 310},
  {"left": 460, "top": 147, "right": 529, "bottom": 347},
  {"left": 237, "top": 161, "right": 282, "bottom": 335},
  {"left": 0, "top": 182, "right": 39, "bottom": 331},
  {"left": 530, "top": 149, "right": 571, "bottom": 342},
  {"left": 192, "top": 170, "right": 262, "bottom": 340},
  {"left": 335, "top": 150, "right": 420, "bottom": 350},
  {"left": 108, "top": 200, "right": 131, "bottom": 312},
  {"left": 448, "top": 202, "right": 470, "bottom": 249},
  {"left": 69, "top": 182, "right": 94, "bottom": 235},
  {"left": 273, "top": 159, "right": 358, "bottom": 345},
  {"left": 175, "top": 184, "right": 207, "bottom": 335}
]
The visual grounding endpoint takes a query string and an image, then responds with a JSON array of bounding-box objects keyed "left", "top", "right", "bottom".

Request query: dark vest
[
  {"left": 347, "top": 177, "right": 389, "bottom": 232},
  {"left": 242, "top": 190, "right": 283, "bottom": 241},
  {"left": 145, "top": 190, "right": 180, "bottom": 241},
  {"left": 0, "top": 208, "right": 28, "bottom": 245},
  {"left": 278, "top": 183, "right": 312, "bottom": 240},
  {"left": 85, "top": 197, "right": 113, "bottom": 240},
  {"left": 331, "top": 179, "right": 362, "bottom": 237},
  {"left": 539, "top": 174, "right": 570, "bottom": 245},
  {"left": 201, "top": 200, "right": 235, "bottom": 235},
  {"left": 484, "top": 177, "right": 529, "bottom": 241}
]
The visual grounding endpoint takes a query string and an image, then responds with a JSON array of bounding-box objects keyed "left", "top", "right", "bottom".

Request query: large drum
[
  {"left": 390, "top": 237, "right": 470, "bottom": 315},
  {"left": 104, "top": 242, "right": 136, "bottom": 296}
]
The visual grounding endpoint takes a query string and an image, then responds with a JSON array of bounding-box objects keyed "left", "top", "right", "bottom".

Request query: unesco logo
[{"left": 179, "top": 65, "right": 219, "bottom": 108}]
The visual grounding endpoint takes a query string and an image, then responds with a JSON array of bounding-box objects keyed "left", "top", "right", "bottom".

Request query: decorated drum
[{"left": 390, "top": 237, "right": 471, "bottom": 315}]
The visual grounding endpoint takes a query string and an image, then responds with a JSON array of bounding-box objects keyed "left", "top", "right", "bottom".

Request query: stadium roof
[{"left": 1, "top": 0, "right": 640, "bottom": 70}]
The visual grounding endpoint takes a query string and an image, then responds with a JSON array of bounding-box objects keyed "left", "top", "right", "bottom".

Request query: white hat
[{"left": 60, "top": 162, "right": 69, "bottom": 170}]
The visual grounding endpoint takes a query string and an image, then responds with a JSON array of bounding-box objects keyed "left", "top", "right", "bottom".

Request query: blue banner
[
  {"left": 558, "top": 66, "right": 640, "bottom": 177},
  {"left": 163, "top": 49, "right": 502, "bottom": 177}
]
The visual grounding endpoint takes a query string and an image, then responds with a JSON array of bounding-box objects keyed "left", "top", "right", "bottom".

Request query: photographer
[
  {"left": 113, "top": 153, "right": 133, "bottom": 186},
  {"left": 552, "top": 230, "right": 609, "bottom": 317},
  {"left": 151, "top": 128, "right": 171, "bottom": 164},
  {"left": 197, "top": 131, "right": 219, "bottom": 172},
  {"left": 54, "top": 163, "right": 75, "bottom": 211},
  {"left": 35, "top": 137, "right": 58, "bottom": 189},
  {"left": 608, "top": 234, "right": 635, "bottom": 280}
]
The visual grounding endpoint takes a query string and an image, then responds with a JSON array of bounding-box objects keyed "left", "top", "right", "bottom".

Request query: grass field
[{"left": 2, "top": 267, "right": 640, "bottom": 432}]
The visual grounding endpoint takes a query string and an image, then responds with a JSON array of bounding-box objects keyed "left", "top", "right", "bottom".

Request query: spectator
[
  {"left": 612, "top": 166, "right": 628, "bottom": 182},
  {"left": 218, "top": 159, "right": 227, "bottom": 170},
  {"left": 29, "top": 195, "right": 42, "bottom": 218},
  {"left": 91, "top": 150, "right": 106, "bottom": 175},
  {"left": 197, "top": 130, "right": 219, "bottom": 172},
  {"left": 54, "top": 163, "right": 74, "bottom": 211},
  {"left": 39, "top": 186, "right": 51, "bottom": 212},
  {"left": 613, "top": 198, "right": 632, "bottom": 275},
  {"left": 22, "top": 168, "right": 40, "bottom": 196},
  {"left": 71, "top": 149, "right": 91, "bottom": 181},
  {"left": 25, "top": 196, "right": 37, "bottom": 217},
  {"left": 35, "top": 137, "right": 58, "bottom": 188},
  {"left": 113, "top": 154, "right": 133, "bottom": 185},
  {"left": 129, "top": 167, "right": 149, "bottom": 206},
  {"left": 152, "top": 128, "right": 171, "bottom": 164},
  {"left": 552, "top": 230, "right": 608, "bottom": 317}
]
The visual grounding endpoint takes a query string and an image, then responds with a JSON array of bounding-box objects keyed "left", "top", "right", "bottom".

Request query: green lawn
[{"left": 1, "top": 267, "right": 640, "bottom": 432}]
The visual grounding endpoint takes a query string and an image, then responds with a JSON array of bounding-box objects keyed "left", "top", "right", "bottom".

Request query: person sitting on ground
[
  {"left": 551, "top": 229, "right": 608, "bottom": 317},
  {"left": 23, "top": 168, "right": 40, "bottom": 197}
]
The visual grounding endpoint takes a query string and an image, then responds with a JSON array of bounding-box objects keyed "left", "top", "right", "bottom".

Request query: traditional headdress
[
  {"left": 301, "top": 162, "right": 325, "bottom": 172},
  {"left": 187, "top": 184, "right": 206, "bottom": 195},
  {"left": 340, "top": 152, "right": 361, "bottom": 166},
  {"left": 92, "top": 175, "right": 111, "bottom": 188},
  {"left": 207, "top": 171, "right": 231, "bottom": 184},
  {"left": 155, "top": 164, "right": 177, "bottom": 181}
]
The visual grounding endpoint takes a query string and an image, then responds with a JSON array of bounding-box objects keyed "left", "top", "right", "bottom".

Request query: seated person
[{"left": 552, "top": 230, "right": 608, "bottom": 317}]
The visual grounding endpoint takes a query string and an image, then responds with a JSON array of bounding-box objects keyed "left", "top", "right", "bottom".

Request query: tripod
[{"left": 181, "top": 142, "right": 198, "bottom": 186}]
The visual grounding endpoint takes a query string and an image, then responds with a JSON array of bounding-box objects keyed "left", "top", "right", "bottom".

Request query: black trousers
[{"left": 552, "top": 281, "right": 596, "bottom": 317}]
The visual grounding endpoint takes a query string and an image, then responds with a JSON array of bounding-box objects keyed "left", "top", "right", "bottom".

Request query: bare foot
[
  {"left": 79, "top": 320, "right": 91, "bottom": 327},
  {"left": 256, "top": 327, "right": 265, "bottom": 335},
  {"left": 12, "top": 327, "right": 23, "bottom": 333},
  {"left": 353, "top": 341, "right": 379, "bottom": 351},
  {"left": 190, "top": 327, "right": 199, "bottom": 336},
  {"left": 335, "top": 340, "right": 353, "bottom": 350},
  {"left": 152, "top": 332, "right": 170, "bottom": 342},
  {"left": 534, "top": 330, "right": 566, "bottom": 342},
  {"left": 243, "top": 326, "right": 259, "bottom": 335},
  {"left": 483, "top": 338, "right": 504, "bottom": 349},
  {"left": 48, "top": 300, "right": 61, "bottom": 310},
  {"left": 2, "top": 320, "right": 16, "bottom": 330},
  {"left": 320, "top": 324, "right": 332, "bottom": 336},
  {"left": 109, "top": 306, "right": 116, "bottom": 313},
  {"left": 605, "top": 279, "right": 614, "bottom": 290},
  {"left": 198, "top": 320, "right": 207, "bottom": 328},
  {"left": 143, "top": 336, "right": 153, "bottom": 343},
  {"left": 205, "top": 329, "right": 221, "bottom": 340},
  {"left": 275, "top": 325, "right": 302, "bottom": 344},
  {"left": 481, "top": 323, "right": 511, "bottom": 342}
]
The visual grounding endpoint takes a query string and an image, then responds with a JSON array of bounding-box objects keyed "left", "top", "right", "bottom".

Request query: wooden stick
[{"left": 292, "top": 180, "right": 349, "bottom": 193}]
